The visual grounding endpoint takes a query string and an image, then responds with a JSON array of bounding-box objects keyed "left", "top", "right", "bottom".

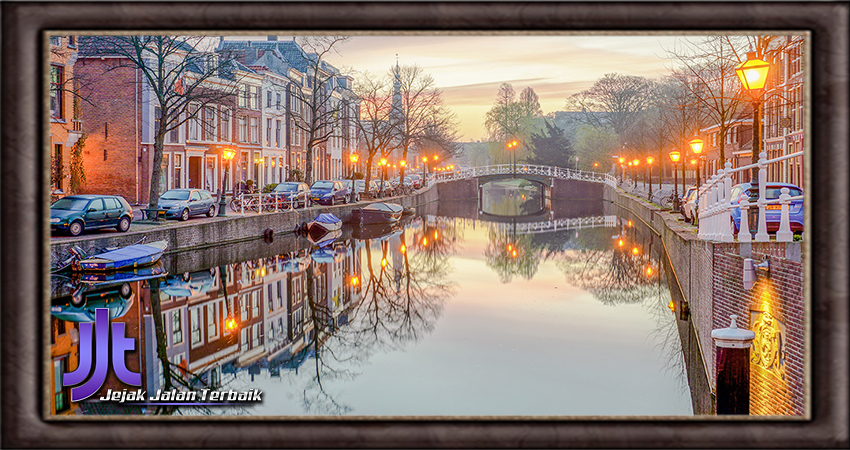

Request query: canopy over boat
[
  {"left": 363, "top": 202, "right": 403, "bottom": 213},
  {"left": 314, "top": 213, "right": 341, "bottom": 225},
  {"left": 77, "top": 241, "right": 167, "bottom": 271}
]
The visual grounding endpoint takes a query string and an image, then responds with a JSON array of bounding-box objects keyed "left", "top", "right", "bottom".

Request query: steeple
[{"left": 391, "top": 54, "right": 403, "bottom": 121}]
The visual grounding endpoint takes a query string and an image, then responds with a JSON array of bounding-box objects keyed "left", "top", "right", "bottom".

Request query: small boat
[
  {"left": 75, "top": 241, "right": 168, "bottom": 272},
  {"left": 307, "top": 227, "right": 341, "bottom": 248},
  {"left": 352, "top": 222, "right": 403, "bottom": 241},
  {"left": 307, "top": 213, "right": 342, "bottom": 234},
  {"left": 352, "top": 202, "right": 404, "bottom": 225}
]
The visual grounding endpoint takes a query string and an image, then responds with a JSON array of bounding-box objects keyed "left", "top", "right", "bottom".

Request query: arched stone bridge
[
  {"left": 434, "top": 164, "right": 617, "bottom": 202},
  {"left": 426, "top": 214, "right": 618, "bottom": 235}
]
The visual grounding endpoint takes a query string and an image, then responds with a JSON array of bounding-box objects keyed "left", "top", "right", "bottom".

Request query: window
[
  {"left": 54, "top": 359, "right": 69, "bottom": 412},
  {"left": 253, "top": 86, "right": 261, "bottom": 110},
  {"left": 241, "top": 294, "right": 249, "bottom": 320},
  {"left": 190, "top": 191, "right": 201, "bottom": 202},
  {"left": 173, "top": 154, "right": 182, "bottom": 188},
  {"left": 250, "top": 117, "right": 259, "bottom": 143},
  {"left": 203, "top": 106, "right": 216, "bottom": 141},
  {"left": 50, "top": 66, "right": 63, "bottom": 119},
  {"left": 168, "top": 118, "right": 180, "bottom": 143},
  {"left": 275, "top": 120, "right": 281, "bottom": 148},
  {"left": 238, "top": 116, "right": 247, "bottom": 142},
  {"left": 67, "top": 36, "right": 76, "bottom": 48},
  {"left": 221, "top": 109, "right": 230, "bottom": 141},
  {"left": 276, "top": 93, "right": 281, "bottom": 110},
  {"left": 52, "top": 144, "right": 63, "bottom": 189},
  {"left": 207, "top": 303, "right": 218, "bottom": 339},
  {"left": 188, "top": 105, "right": 199, "bottom": 141},
  {"left": 252, "top": 323, "right": 260, "bottom": 347},
  {"left": 154, "top": 107, "right": 162, "bottom": 138},
  {"left": 266, "top": 119, "right": 272, "bottom": 147},
  {"left": 190, "top": 308, "right": 201, "bottom": 345},
  {"left": 267, "top": 91, "right": 272, "bottom": 108},
  {"left": 50, "top": 36, "right": 61, "bottom": 46},
  {"left": 242, "top": 85, "right": 250, "bottom": 109},
  {"left": 159, "top": 154, "right": 169, "bottom": 193},
  {"left": 252, "top": 291, "right": 259, "bottom": 316},
  {"left": 172, "top": 310, "right": 183, "bottom": 344}
]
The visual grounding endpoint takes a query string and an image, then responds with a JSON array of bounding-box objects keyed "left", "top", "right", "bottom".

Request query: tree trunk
[{"left": 148, "top": 116, "right": 167, "bottom": 209}]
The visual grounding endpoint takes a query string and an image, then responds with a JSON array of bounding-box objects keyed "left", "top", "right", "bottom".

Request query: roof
[{"left": 218, "top": 40, "right": 324, "bottom": 75}]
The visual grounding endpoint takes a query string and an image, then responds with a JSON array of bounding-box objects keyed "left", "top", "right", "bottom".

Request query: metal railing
[
  {"left": 434, "top": 164, "right": 617, "bottom": 187},
  {"left": 489, "top": 215, "right": 618, "bottom": 234},
  {"left": 228, "top": 192, "right": 305, "bottom": 215},
  {"left": 696, "top": 151, "right": 804, "bottom": 243}
]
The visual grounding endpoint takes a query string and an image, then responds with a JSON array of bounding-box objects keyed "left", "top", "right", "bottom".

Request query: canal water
[{"left": 50, "top": 195, "right": 703, "bottom": 417}]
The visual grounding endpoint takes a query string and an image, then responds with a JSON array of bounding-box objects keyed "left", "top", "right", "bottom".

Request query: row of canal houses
[
  {"left": 698, "top": 36, "right": 805, "bottom": 189},
  {"left": 50, "top": 239, "right": 365, "bottom": 415},
  {"left": 50, "top": 35, "right": 360, "bottom": 206}
]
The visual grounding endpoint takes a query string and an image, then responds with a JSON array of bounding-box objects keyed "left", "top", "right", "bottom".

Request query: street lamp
[
  {"left": 669, "top": 150, "right": 681, "bottom": 211},
  {"left": 379, "top": 157, "right": 388, "bottom": 197},
  {"left": 507, "top": 139, "right": 519, "bottom": 176},
  {"left": 618, "top": 156, "right": 626, "bottom": 183},
  {"left": 349, "top": 153, "right": 359, "bottom": 203},
  {"left": 632, "top": 158, "right": 640, "bottom": 187},
  {"left": 689, "top": 137, "right": 704, "bottom": 191},
  {"left": 735, "top": 51, "right": 770, "bottom": 235},
  {"left": 217, "top": 148, "right": 235, "bottom": 217},
  {"left": 646, "top": 156, "right": 654, "bottom": 200}
]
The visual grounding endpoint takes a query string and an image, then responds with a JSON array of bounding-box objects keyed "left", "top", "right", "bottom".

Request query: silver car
[{"left": 158, "top": 189, "right": 217, "bottom": 221}]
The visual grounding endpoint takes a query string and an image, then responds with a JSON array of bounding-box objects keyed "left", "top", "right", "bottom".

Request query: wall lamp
[{"left": 743, "top": 258, "right": 770, "bottom": 290}]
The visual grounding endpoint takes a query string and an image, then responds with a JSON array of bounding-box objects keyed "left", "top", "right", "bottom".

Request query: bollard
[
  {"left": 711, "top": 315, "right": 756, "bottom": 414},
  {"left": 776, "top": 187, "right": 793, "bottom": 242}
]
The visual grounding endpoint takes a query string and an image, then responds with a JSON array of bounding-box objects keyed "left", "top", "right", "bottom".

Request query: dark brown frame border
[{"left": 2, "top": 2, "right": 847, "bottom": 448}]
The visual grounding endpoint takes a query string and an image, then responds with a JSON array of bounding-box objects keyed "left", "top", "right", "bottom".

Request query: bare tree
[
  {"left": 566, "top": 73, "right": 656, "bottom": 143},
  {"left": 484, "top": 83, "right": 542, "bottom": 164},
  {"left": 78, "top": 35, "right": 241, "bottom": 209},
  {"left": 286, "top": 36, "right": 350, "bottom": 185},
  {"left": 352, "top": 71, "right": 396, "bottom": 189},
  {"left": 394, "top": 64, "right": 459, "bottom": 181}
]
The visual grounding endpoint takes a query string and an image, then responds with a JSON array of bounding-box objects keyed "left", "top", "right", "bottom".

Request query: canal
[{"left": 49, "top": 192, "right": 709, "bottom": 417}]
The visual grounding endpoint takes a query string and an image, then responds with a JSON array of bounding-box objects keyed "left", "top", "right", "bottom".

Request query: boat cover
[
  {"left": 314, "top": 213, "right": 341, "bottom": 224},
  {"left": 363, "top": 202, "right": 403, "bottom": 213},
  {"left": 84, "top": 243, "right": 164, "bottom": 264}
]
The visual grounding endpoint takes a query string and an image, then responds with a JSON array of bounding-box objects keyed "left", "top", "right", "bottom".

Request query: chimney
[{"left": 268, "top": 36, "right": 277, "bottom": 41}]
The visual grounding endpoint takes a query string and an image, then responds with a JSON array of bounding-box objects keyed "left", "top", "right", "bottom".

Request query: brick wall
[
  {"left": 605, "top": 185, "right": 806, "bottom": 416},
  {"left": 74, "top": 59, "right": 142, "bottom": 204},
  {"left": 713, "top": 242, "right": 805, "bottom": 416}
]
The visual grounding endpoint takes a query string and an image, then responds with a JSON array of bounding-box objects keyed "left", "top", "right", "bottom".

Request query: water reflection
[
  {"left": 49, "top": 204, "right": 699, "bottom": 416},
  {"left": 481, "top": 180, "right": 544, "bottom": 216}
]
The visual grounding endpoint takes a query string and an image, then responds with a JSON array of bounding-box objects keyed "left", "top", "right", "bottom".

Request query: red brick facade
[{"left": 712, "top": 242, "right": 805, "bottom": 416}]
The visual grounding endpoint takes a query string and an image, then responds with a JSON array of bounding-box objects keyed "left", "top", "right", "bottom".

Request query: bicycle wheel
[{"left": 229, "top": 199, "right": 241, "bottom": 212}]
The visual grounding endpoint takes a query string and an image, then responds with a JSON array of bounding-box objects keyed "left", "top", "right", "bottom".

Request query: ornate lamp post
[
  {"left": 217, "top": 148, "right": 235, "bottom": 217},
  {"left": 646, "top": 156, "right": 654, "bottom": 200},
  {"left": 618, "top": 156, "right": 626, "bottom": 183},
  {"left": 689, "top": 137, "right": 704, "bottom": 191},
  {"left": 379, "top": 157, "right": 388, "bottom": 197},
  {"left": 669, "top": 150, "right": 681, "bottom": 211},
  {"left": 632, "top": 158, "right": 640, "bottom": 187},
  {"left": 422, "top": 156, "right": 428, "bottom": 180},
  {"left": 735, "top": 51, "right": 770, "bottom": 234},
  {"left": 507, "top": 139, "right": 519, "bottom": 177},
  {"left": 349, "top": 153, "right": 359, "bottom": 202}
]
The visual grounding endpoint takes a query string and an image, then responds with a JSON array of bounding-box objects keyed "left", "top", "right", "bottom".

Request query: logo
[{"left": 63, "top": 308, "right": 141, "bottom": 402}]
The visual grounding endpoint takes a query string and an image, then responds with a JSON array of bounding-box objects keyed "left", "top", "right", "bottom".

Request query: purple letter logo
[{"left": 63, "top": 308, "right": 141, "bottom": 402}]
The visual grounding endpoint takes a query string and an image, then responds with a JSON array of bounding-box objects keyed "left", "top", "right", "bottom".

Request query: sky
[{"left": 227, "top": 34, "right": 686, "bottom": 141}]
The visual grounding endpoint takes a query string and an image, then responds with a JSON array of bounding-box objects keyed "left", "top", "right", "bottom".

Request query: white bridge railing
[
  {"left": 435, "top": 164, "right": 617, "bottom": 187},
  {"left": 696, "top": 151, "right": 804, "bottom": 243},
  {"left": 488, "top": 215, "right": 618, "bottom": 234}
]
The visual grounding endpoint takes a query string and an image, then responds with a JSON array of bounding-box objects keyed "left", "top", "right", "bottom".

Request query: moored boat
[
  {"left": 352, "top": 202, "right": 404, "bottom": 225},
  {"left": 75, "top": 241, "right": 168, "bottom": 272},
  {"left": 307, "top": 213, "right": 342, "bottom": 234}
]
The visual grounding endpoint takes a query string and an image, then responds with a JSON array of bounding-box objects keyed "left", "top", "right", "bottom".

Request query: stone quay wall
[
  {"left": 50, "top": 187, "right": 439, "bottom": 257},
  {"left": 604, "top": 185, "right": 805, "bottom": 416}
]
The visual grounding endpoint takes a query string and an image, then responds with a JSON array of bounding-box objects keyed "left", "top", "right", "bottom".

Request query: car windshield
[
  {"left": 274, "top": 183, "right": 300, "bottom": 192},
  {"left": 51, "top": 198, "right": 90, "bottom": 211},
  {"left": 160, "top": 190, "right": 190, "bottom": 200},
  {"left": 312, "top": 181, "right": 333, "bottom": 189},
  {"left": 765, "top": 186, "right": 803, "bottom": 199}
]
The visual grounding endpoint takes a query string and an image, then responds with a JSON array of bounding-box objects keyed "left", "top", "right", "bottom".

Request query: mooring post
[{"left": 711, "top": 314, "right": 755, "bottom": 414}]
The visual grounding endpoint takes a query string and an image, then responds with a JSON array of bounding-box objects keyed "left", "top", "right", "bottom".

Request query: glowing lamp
[
  {"left": 668, "top": 300, "right": 676, "bottom": 312},
  {"left": 618, "top": 157, "right": 625, "bottom": 164},
  {"left": 351, "top": 276, "right": 359, "bottom": 286},
  {"left": 350, "top": 154, "right": 359, "bottom": 163},
  {"left": 381, "top": 258, "right": 388, "bottom": 267},
  {"left": 632, "top": 247, "right": 640, "bottom": 255},
  {"left": 400, "top": 160, "right": 406, "bottom": 167},
  {"left": 735, "top": 52, "right": 770, "bottom": 91},
  {"left": 632, "top": 159, "right": 639, "bottom": 166},
  {"left": 669, "top": 150, "right": 681, "bottom": 163},
  {"left": 646, "top": 157, "right": 653, "bottom": 165},
  {"left": 689, "top": 137, "right": 704, "bottom": 154},
  {"left": 222, "top": 148, "right": 235, "bottom": 160},
  {"left": 400, "top": 244, "right": 406, "bottom": 254}
]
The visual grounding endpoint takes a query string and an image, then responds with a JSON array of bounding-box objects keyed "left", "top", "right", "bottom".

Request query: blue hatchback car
[
  {"left": 310, "top": 180, "right": 349, "bottom": 205},
  {"left": 730, "top": 182, "right": 804, "bottom": 234}
]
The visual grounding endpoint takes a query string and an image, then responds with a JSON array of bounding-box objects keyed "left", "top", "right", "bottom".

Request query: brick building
[{"left": 49, "top": 35, "right": 84, "bottom": 197}]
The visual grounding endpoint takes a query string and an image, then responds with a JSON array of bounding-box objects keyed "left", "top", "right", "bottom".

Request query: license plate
[{"left": 766, "top": 205, "right": 782, "bottom": 210}]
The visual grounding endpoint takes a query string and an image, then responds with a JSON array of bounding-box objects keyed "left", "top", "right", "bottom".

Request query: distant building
[{"left": 49, "top": 35, "right": 84, "bottom": 197}]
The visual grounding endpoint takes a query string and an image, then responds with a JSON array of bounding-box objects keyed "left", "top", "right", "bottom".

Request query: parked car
[
  {"left": 408, "top": 174, "right": 423, "bottom": 188},
  {"left": 682, "top": 189, "right": 699, "bottom": 223},
  {"left": 369, "top": 180, "right": 392, "bottom": 197},
  {"left": 158, "top": 189, "right": 217, "bottom": 221},
  {"left": 339, "top": 180, "right": 365, "bottom": 201},
  {"left": 729, "top": 182, "right": 804, "bottom": 234},
  {"left": 310, "top": 180, "right": 349, "bottom": 205},
  {"left": 272, "top": 182, "right": 311, "bottom": 208},
  {"left": 679, "top": 187, "right": 696, "bottom": 218},
  {"left": 50, "top": 194, "right": 134, "bottom": 236}
]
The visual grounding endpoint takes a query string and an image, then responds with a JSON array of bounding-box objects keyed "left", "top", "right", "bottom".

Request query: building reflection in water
[{"left": 49, "top": 216, "right": 458, "bottom": 416}]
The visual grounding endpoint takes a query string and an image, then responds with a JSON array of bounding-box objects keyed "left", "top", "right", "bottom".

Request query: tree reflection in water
[{"left": 288, "top": 217, "right": 458, "bottom": 414}]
